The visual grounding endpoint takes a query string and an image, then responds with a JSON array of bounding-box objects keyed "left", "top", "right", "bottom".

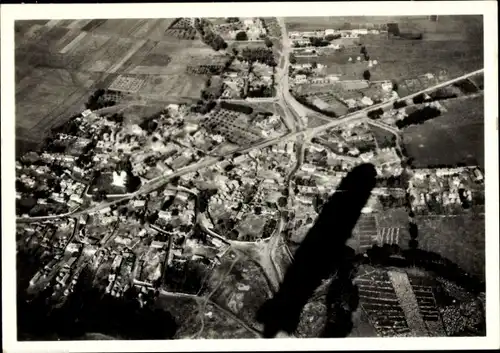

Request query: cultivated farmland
[
  {"left": 402, "top": 94, "right": 484, "bottom": 168},
  {"left": 289, "top": 16, "right": 482, "bottom": 84},
  {"left": 201, "top": 107, "right": 264, "bottom": 146},
  {"left": 414, "top": 213, "right": 485, "bottom": 281},
  {"left": 138, "top": 74, "right": 207, "bottom": 100},
  {"left": 165, "top": 18, "right": 198, "bottom": 40},
  {"left": 15, "top": 18, "right": 231, "bottom": 156}
]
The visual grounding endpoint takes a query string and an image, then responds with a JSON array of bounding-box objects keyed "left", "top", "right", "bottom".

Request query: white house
[
  {"left": 112, "top": 170, "right": 128, "bottom": 188},
  {"left": 243, "top": 18, "right": 254, "bottom": 27},
  {"left": 381, "top": 81, "right": 393, "bottom": 91},
  {"left": 295, "top": 74, "right": 308, "bottom": 84},
  {"left": 324, "top": 29, "right": 338, "bottom": 35}
]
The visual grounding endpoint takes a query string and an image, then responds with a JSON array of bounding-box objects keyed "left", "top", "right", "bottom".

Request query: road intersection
[{"left": 17, "top": 16, "right": 484, "bottom": 225}]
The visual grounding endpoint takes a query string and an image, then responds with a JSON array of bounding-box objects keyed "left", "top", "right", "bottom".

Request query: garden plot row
[
  {"left": 201, "top": 109, "right": 263, "bottom": 146},
  {"left": 187, "top": 64, "right": 226, "bottom": 75},
  {"left": 164, "top": 28, "right": 198, "bottom": 40},
  {"left": 261, "top": 17, "right": 281, "bottom": 38},
  {"left": 352, "top": 214, "right": 379, "bottom": 253},
  {"left": 169, "top": 18, "right": 195, "bottom": 30},
  {"left": 355, "top": 270, "right": 411, "bottom": 336}
]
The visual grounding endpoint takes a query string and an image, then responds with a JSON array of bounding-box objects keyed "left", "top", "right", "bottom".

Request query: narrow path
[{"left": 387, "top": 270, "right": 428, "bottom": 336}]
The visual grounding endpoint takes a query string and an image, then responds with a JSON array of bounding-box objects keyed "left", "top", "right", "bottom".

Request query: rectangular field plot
[
  {"left": 415, "top": 213, "right": 485, "bottom": 280},
  {"left": 137, "top": 74, "right": 206, "bottom": 99},
  {"left": 285, "top": 16, "right": 415, "bottom": 31},
  {"left": 50, "top": 20, "right": 75, "bottom": 28},
  {"left": 88, "top": 19, "right": 144, "bottom": 37},
  {"left": 79, "top": 37, "right": 136, "bottom": 73},
  {"left": 129, "top": 19, "right": 161, "bottom": 38},
  {"left": 129, "top": 66, "right": 174, "bottom": 75},
  {"left": 106, "top": 39, "right": 149, "bottom": 74},
  {"left": 142, "top": 19, "right": 177, "bottom": 41},
  {"left": 201, "top": 109, "right": 264, "bottom": 146},
  {"left": 81, "top": 19, "right": 108, "bottom": 32},
  {"left": 65, "top": 19, "right": 94, "bottom": 29},
  {"left": 39, "top": 26, "right": 71, "bottom": 48},
  {"left": 352, "top": 214, "right": 378, "bottom": 247},
  {"left": 402, "top": 95, "right": 484, "bottom": 168},
  {"left": 120, "top": 44, "right": 172, "bottom": 74},
  {"left": 53, "top": 29, "right": 86, "bottom": 53},
  {"left": 108, "top": 75, "right": 146, "bottom": 93},
  {"left": 139, "top": 53, "right": 172, "bottom": 66},
  {"left": 62, "top": 32, "right": 110, "bottom": 56},
  {"left": 311, "top": 93, "right": 350, "bottom": 115},
  {"left": 164, "top": 27, "right": 198, "bottom": 40},
  {"left": 113, "top": 40, "right": 158, "bottom": 73},
  {"left": 15, "top": 68, "right": 94, "bottom": 134},
  {"left": 16, "top": 86, "right": 76, "bottom": 130}
]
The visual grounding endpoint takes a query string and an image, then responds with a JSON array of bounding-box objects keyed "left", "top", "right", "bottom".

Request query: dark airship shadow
[{"left": 256, "top": 163, "right": 377, "bottom": 338}]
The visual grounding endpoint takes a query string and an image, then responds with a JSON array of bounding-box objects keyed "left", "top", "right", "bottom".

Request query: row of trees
[
  {"left": 239, "top": 47, "right": 277, "bottom": 66},
  {"left": 367, "top": 108, "right": 384, "bottom": 119},
  {"left": 395, "top": 106, "right": 441, "bottom": 129},
  {"left": 308, "top": 37, "right": 331, "bottom": 47},
  {"left": 85, "top": 89, "right": 117, "bottom": 111},
  {"left": 220, "top": 101, "right": 254, "bottom": 114},
  {"left": 325, "top": 33, "right": 342, "bottom": 41},
  {"left": 105, "top": 113, "right": 124, "bottom": 124},
  {"left": 247, "top": 84, "right": 274, "bottom": 98},
  {"left": 191, "top": 100, "right": 217, "bottom": 114},
  {"left": 194, "top": 18, "right": 228, "bottom": 51}
]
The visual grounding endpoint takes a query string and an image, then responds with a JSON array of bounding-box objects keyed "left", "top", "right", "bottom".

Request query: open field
[
  {"left": 285, "top": 15, "right": 481, "bottom": 33},
  {"left": 229, "top": 41, "right": 267, "bottom": 51},
  {"left": 285, "top": 16, "right": 400, "bottom": 31},
  {"left": 414, "top": 213, "right": 485, "bottom": 280},
  {"left": 138, "top": 74, "right": 206, "bottom": 100},
  {"left": 154, "top": 294, "right": 201, "bottom": 338},
  {"left": 370, "top": 124, "right": 398, "bottom": 149},
  {"left": 402, "top": 94, "right": 484, "bottom": 168},
  {"left": 193, "top": 302, "right": 257, "bottom": 339},
  {"left": 209, "top": 257, "right": 271, "bottom": 330},
  {"left": 15, "top": 67, "right": 96, "bottom": 148},
  {"left": 261, "top": 17, "right": 281, "bottom": 38},
  {"left": 291, "top": 16, "right": 482, "bottom": 83}
]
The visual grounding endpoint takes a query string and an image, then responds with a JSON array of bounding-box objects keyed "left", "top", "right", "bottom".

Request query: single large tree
[
  {"left": 363, "top": 70, "right": 371, "bottom": 81},
  {"left": 235, "top": 31, "right": 248, "bottom": 41}
]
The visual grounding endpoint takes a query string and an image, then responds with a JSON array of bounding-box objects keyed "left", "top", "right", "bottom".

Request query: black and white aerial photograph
[{"left": 2, "top": 1, "right": 499, "bottom": 351}]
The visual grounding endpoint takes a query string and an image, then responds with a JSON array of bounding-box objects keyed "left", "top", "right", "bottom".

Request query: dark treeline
[
  {"left": 240, "top": 47, "right": 277, "bottom": 67},
  {"left": 220, "top": 101, "right": 254, "bottom": 114},
  {"left": 367, "top": 108, "right": 384, "bottom": 119},
  {"left": 85, "top": 89, "right": 117, "bottom": 111},
  {"left": 393, "top": 100, "right": 407, "bottom": 109},
  {"left": 247, "top": 84, "right": 274, "bottom": 98},
  {"left": 395, "top": 106, "right": 441, "bottom": 129},
  {"left": 164, "top": 259, "right": 206, "bottom": 294},
  {"left": 194, "top": 18, "right": 227, "bottom": 51},
  {"left": 191, "top": 100, "right": 217, "bottom": 114}
]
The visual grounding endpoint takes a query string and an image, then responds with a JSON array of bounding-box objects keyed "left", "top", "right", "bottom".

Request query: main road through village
[{"left": 17, "top": 16, "right": 484, "bottom": 224}]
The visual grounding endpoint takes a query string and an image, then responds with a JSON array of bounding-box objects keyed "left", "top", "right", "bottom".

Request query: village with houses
[{"left": 14, "top": 15, "right": 487, "bottom": 340}]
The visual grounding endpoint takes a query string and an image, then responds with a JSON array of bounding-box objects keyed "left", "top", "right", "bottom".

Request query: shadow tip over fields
[{"left": 256, "top": 163, "right": 376, "bottom": 338}]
